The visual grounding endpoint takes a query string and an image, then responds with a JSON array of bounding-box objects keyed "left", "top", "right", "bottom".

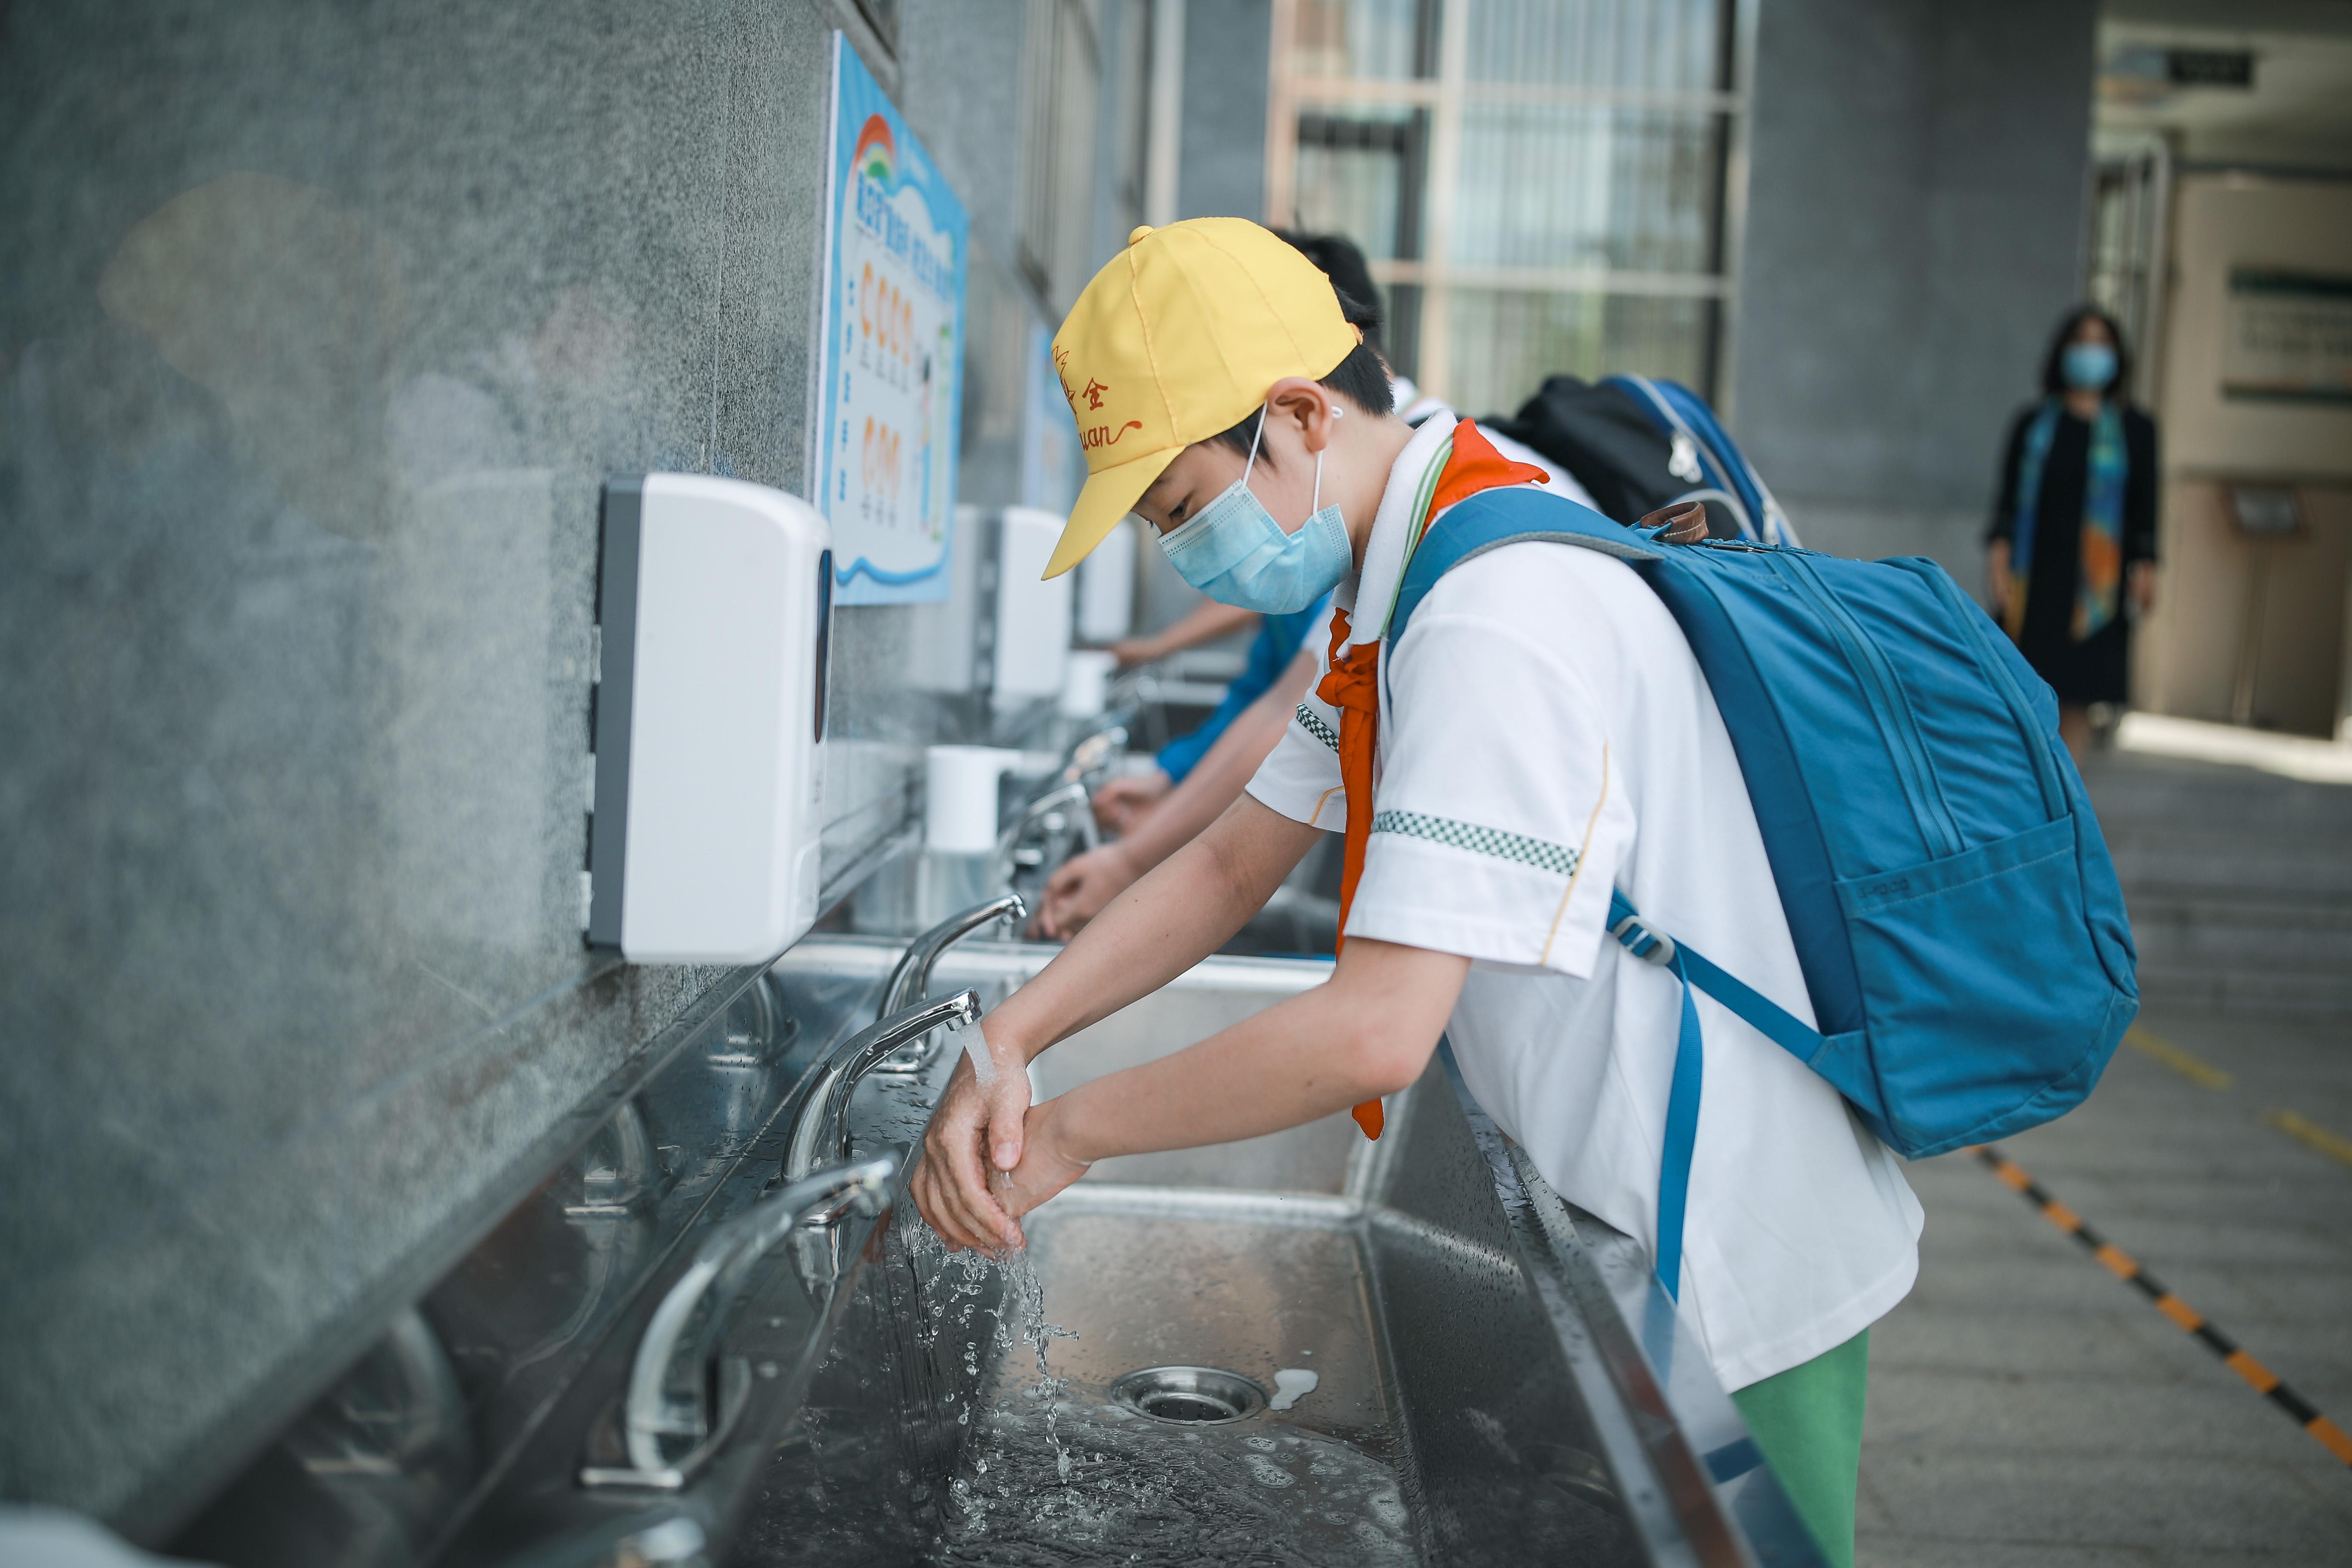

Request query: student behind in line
[
  {"left": 1986, "top": 306, "right": 2160, "bottom": 763},
  {"left": 1078, "top": 592, "right": 1309, "bottom": 845},
  {"left": 1035, "top": 596, "right": 1322, "bottom": 937},
  {"left": 910, "top": 219, "right": 1918, "bottom": 1568}
]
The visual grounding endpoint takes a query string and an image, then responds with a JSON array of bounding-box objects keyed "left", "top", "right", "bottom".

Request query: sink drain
[{"left": 1110, "top": 1366, "right": 1268, "bottom": 1425}]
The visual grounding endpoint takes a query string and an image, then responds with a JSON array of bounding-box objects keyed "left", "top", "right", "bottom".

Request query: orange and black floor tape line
[{"left": 1970, "top": 1144, "right": 2352, "bottom": 1468}]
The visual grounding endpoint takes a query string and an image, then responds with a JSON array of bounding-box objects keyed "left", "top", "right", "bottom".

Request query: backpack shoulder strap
[
  {"left": 1387, "top": 487, "right": 1662, "bottom": 653},
  {"left": 1609, "top": 884, "right": 1824, "bottom": 1300}
]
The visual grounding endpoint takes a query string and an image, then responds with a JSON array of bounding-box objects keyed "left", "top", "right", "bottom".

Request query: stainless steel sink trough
[
  {"left": 196, "top": 931, "right": 1825, "bottom": 1568},
  {"left": 708, "top": 938, "right": 1828, "bottom": 1568}
]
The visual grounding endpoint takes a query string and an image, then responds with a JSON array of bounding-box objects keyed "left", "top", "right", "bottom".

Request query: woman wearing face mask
[{"left": 1986, "top": 307, "right": 2160, "bottom": 762}]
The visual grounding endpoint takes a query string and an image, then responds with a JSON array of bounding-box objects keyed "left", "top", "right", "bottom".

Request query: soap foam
[{"left": 1269, "top": 1368, "right": 1320, "bottom": 1412}]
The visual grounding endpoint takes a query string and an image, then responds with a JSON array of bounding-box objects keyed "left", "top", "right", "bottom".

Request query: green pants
[{"left": 1729, "top": 1328, "right": 1870, "bottom": 1568}]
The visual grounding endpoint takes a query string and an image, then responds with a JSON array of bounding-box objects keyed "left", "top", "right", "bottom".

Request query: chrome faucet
[
  {"left": 995, "top": 778, "right": 1100, "bottom": 885},
  {"left": 869, "top": 894, "right": 1025, "bottom": 1075},
  {"left": 781, "top": 991, "right": 981, "bottom": 1185},
  {"left": 582, "top": 1153, "right": 897, "bottom": 1490},
  {"left": 1060, "top": 722, "right": 1129, "bottom": 786},
  {"left": 880, "top": 893, "right": 1026, "bottom": 1019}
]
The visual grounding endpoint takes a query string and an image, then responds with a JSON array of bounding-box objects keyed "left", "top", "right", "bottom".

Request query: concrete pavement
[{"left": 1858, "top": 1005, "right": 2352, "bottom": 1564}]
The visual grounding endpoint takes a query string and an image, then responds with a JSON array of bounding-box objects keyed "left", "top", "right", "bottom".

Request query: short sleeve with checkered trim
[
  {"left": 1342, "top": 555, "right": 1636, "bottom": 979},
  {"left": 1244, "top": 637, "right": 1348, "bottom": 834}
]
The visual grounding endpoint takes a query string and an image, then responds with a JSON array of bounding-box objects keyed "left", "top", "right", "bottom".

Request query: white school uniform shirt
[
  {"left": 1388, "top": 376, "right": 1602, "bottom": 516},
  {"left": 1248, "top": 413, "right": 1921, "bottom": 1391}
]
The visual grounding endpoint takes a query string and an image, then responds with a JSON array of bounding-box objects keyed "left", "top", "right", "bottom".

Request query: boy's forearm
[
  {"left": 1045, "top": 939, "right": 1469, "bottom": 1163},
  {"left": 987, "top": 795, "right": 1316, "bottom": 1063},
  {"left": 1047, "top": 986, "right": 1379, "bottom": 1161}
]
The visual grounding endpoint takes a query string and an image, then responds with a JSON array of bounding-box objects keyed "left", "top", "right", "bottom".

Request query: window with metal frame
[{"left": 1267, "top": 0, "right": 1753, "bottom": 420}]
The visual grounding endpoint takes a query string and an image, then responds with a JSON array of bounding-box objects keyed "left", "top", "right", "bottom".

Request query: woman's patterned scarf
[{"left": 2007, "top": 398, "right": 2126, "bottom": 643}]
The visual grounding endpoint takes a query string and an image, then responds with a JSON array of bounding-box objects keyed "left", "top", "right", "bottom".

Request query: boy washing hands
[{"left": 910, "top": 219, "right": 1917, "bottom": 1568}]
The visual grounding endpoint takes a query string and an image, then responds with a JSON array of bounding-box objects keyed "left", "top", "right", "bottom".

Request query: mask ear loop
[
  {"left": 1312, "top": 401, "right": 1341, "bottom": 513},
  {"left": 1248, "top": 396, "right": 1343, "bottom": 518},
  {"left": 1241, "top": 402, "right": 1269, "bottom": 488}
]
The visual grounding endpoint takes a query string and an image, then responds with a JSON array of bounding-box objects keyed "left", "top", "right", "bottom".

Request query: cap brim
[{"left": 1043, "top": 445, "right": 1180, "bottom": 579}]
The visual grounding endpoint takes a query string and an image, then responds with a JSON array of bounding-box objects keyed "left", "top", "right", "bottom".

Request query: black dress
[{"left": 1986, "top": 403, "right": 2159, "bottom": 705}]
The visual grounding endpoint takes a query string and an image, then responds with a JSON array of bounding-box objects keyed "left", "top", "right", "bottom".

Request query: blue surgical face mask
[
  {"left": 2061, "top": 341, "right": 2117, "bottom": 392},
  {"left": 1156, "top": 404, "right": 1354, "bottom": 614}
]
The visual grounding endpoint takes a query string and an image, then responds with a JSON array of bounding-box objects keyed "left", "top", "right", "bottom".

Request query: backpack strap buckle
[{"left": 1609, "top": 912, "right": 1678, "bottom": 967}]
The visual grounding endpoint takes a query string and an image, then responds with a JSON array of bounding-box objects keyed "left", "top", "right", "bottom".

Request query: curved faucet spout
[
  {"left": 595, "top": 1153, "right": 897, "bottom": 1489},
  {"left": 1061, "top": 723, "right": 1129, "bottom": 785},
  {"left": 869, "top": 894, "right": 1024, "bottom": 1077},
  {"left": 782, "top": 991, "right": 982, "bottom": 1184},
  {"left": 881, "top": 893, "right": 1026, "bottom": 1020},
  {"left": 996, "top": 780, "right": 1099, "bottom": 887}
]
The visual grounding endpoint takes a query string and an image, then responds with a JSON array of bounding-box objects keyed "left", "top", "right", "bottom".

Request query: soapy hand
[{"left": 911, "top": 1020, "right": 1033, "bottom": 1253}]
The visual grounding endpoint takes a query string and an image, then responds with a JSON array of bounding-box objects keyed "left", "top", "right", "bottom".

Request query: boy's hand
[
  {"left": 910, "top": 1023, "right": 1032, "bottom": 1253},
  {"left": 991, "top": 1101, "right": 1093, "bottom": 1229}
]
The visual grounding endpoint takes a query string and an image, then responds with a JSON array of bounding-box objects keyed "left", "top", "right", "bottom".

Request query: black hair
[
  {"left": 2039, "top": 303, "right": 2132, "bottom": 400},
  {"left": 1273, "top": 229, "right": 1385, "bottom": 356},
  {"left": 1204, "top": 230, "right": 1394, "bottom": 467}
]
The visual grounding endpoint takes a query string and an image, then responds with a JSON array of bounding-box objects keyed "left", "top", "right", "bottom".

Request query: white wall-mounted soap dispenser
[
  {"left": 587, "top": 474, "right": 831, "bottom": 964},
  {"left": 991, "top": 506, "right": 1075, "bottom": 709}
]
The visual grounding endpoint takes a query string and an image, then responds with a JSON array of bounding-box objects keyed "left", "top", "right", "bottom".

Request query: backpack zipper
[
  {"left": 1770, "top": 552, "right": 1964, "bottom": 860},
  {"left": 1908, "top": 561, "right": 2067, "bottom": 824}
]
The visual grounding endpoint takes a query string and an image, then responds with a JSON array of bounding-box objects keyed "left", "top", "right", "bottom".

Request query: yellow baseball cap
[{"left": 1042, "top": 217, "right": 1359, "bottom": 579}]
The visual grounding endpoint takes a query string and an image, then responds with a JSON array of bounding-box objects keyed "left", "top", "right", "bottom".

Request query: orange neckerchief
[{"left": 1323, "top": 420, "right": 1548, "bottom": 1138}]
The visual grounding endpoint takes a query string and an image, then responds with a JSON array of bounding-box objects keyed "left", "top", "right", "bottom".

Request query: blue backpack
[
  {"left": 1389, "top": 488, "right": 2138, "bottom": 1297},
  {"left": 1605, "top": 374, "right": 1798, "bottom": 547}
]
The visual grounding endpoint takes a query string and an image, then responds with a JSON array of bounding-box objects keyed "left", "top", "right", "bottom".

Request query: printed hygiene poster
[{"left": 817, "top": 35, "right": 969, "bottom": 603}]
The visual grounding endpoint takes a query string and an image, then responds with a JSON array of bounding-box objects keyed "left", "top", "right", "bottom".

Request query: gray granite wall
[
  {"left": 1731, "top": 0, "right": 2098, "bottom": 581},
  {"left": 0, "top": 0, "right": 1050, "bottom": 1533}
]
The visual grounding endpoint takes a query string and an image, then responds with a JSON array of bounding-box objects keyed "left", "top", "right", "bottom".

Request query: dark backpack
[
  {"left": 1485, "top": 374, "right": 1796, "bottom": 545},
  {"left": 1484, "top": 374, "right": 1681, "bottom": 526}
]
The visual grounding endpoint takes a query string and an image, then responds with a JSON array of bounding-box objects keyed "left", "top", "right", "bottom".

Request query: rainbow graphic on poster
[
  {"left": 850, "top": 115, "right": 894, "bottom": 187},
  {"left": 816, "top": 37, "right": 968, "bottom": 605}
]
